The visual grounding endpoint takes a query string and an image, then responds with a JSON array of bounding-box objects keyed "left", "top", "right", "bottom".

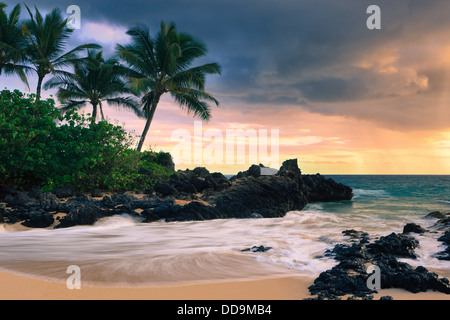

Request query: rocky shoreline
[
  {"left": 305, "top": 213, "right": 450, "bottom": 300},
  {"left": 0, "top": 159, "right": 353, "bottom": 229},
  {"left": 2, "top": 159, "right": 449, "bottom": 300}
]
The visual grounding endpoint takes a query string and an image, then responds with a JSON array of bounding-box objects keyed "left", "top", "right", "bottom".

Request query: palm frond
[
  {"left": 52, "top": 43, "right": 102, "bottom": 68},
  {"left": 169, "top": 62, "right": 221, "bottom": 90},
  {"left": 1, "top": 63, "right": 33, "bottom": 89},
  {"left": 8, "top": 3, "right": 20, "bottom": 26},
  {"left": 106, "top": 96, "right": 143, "bottom": 118},
  {"left": 176, "top": 33, "right": 208, "bottom": 71},
  {"left": 56, "top": 87, "right": 88, "bottom": 102},
  {"left": 127, "top": 77, "right": 156, "bottom": 95},
  {"left": 116, "top": 43, "right": 156, "bottom": 79},
  {"left": 59, "top": 99, "right": 88, "bottom": 113},
  {"left": 171, "top": 89, "right": 213, "bottom": 121},
  {"left": 172, "top": 87, "right": 219, "bottom": 106},
  {"left": 125, "top": 24, "right": 156, "bottom": 64}
]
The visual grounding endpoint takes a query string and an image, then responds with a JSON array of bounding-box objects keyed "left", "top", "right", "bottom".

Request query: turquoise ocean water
[{"left": 326, "top": 175, "right": 450, "bottom": 217}]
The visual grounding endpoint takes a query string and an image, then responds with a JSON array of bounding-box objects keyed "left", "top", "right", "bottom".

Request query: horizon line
[{"left": 218, "top": 172, "right": 450, "bottom": 176}]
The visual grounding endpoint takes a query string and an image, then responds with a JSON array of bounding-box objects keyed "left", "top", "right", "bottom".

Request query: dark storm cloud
[
  {"left": 4, "top": 0, "right": 450, "bottom": 130},
  {"left": 295, "top": 78, "right": 369, "bottom": 103}
]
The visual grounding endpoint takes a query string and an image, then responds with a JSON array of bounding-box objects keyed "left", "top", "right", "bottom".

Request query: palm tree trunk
[
  {"left": 137, "top": 97, "right": 160, "bottom": 152},
  {"left": 91, "top": 103, "right": 98, "bottom": 124},
  {"left": 36, "top": 74, "right": 44, "bottom": 100}
]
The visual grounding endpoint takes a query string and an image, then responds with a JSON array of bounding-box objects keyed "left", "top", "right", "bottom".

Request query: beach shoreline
[
  {"left": 0, "top": 269, "right": 310, "bottom": 300},
  {"left": 0, "top": 269, "right": 448, "bottom": 300},
  {"left": 1, "top": 172, "right": 449, "bottom": 301}
]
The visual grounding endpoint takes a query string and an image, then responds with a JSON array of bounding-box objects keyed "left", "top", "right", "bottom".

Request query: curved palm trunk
[
  {"left": 137, "top": 97, "right": 160, "bottom": 152},
  {"left": 91, "top": 103, "right": 98, "bottom": 124},
  {"left": 36, "top": 74, "right": 44, "bottom": 100}
]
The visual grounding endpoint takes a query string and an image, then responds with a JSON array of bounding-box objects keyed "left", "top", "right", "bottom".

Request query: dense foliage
[
  {"left": 1, "top": 3, "right": 218, "bottom": 194},
  {"left": 0, "top": 90, "right": 172, "bottom": 192}
]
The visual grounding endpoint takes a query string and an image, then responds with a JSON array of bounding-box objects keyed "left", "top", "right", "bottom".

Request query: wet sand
[
  {"left": 0, "top": 270, "right": 310, "bottom": 300},
  {"left": 0, "top": 270, "right": 448, "bottom": 300}
]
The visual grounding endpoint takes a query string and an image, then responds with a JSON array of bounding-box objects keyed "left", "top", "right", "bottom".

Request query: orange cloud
[{"left": 98, "top": 96, "right": 450, "bottom": 175}]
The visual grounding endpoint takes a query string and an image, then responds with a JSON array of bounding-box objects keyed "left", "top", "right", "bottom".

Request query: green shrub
[
  {"left": 0, "top": 89, "right": 173, "bottom": 192},
  {"left": 101, "top": 149, "right": 172, "bottom": 192},
  {"left": 0, "top": 90, "right": 60, "bottom": 186},
  {"left": 43, "top": 110, "right": 136, "bottom": 191}
]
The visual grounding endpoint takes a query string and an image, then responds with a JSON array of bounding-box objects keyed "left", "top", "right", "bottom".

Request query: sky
[{"left": 2, "top": 0, "right": 450, "bottom": 174}]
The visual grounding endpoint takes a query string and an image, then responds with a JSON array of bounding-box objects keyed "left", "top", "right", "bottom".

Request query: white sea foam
[
  {"left": 0, "top": 206, "right": 448, "bottom": 285},
  {"left": 352, "top": 189, "right": 391, "bottom": 198},
  {"left": 0, "top": 212, "right": 341, "bottom": 284},
  {"left": 398, "top": 232, "right": 450, "bottom": 279},
  {"left": 91, "top": 214, "right": 142, "bottom": 229}
]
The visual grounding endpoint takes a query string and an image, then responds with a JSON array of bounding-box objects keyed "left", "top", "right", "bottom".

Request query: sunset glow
[{"left": 3, "top": 0, "right": 450, "bottom": 175}]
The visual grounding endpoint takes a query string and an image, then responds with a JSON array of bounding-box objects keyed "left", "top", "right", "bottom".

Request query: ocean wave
[
  {"left": 0, "top": 198, "right": 447, "bottom": 285},
  {"left": 92, "top": 214, "right": 143, "bottom": 229},
  {"left": 352, "top": 188, "right": 390, "bottom": 198},
  {"left": 0, "top": 211, "right": 343, "bottom": 283},
  {"left": 287, "top": 210, "right": 340, "bottom": 225}
]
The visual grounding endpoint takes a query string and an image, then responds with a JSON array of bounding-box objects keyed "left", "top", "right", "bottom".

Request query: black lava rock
[
  {"left": 154, "top": 181, "right": 177, "bottom": 197},
  {"left": 402, "top": 223, "right": 427, "bottom": 234},
  {"left": 435, "top": 231, "right": 450, "bottom": 261},
  {"left": 51, "top": 185, "right": 75, "bottom": 198},
  {"left": 39, "top": 192, "right": 60, "bottom": 212},
  {"left": 21, "top": 211, "right": 54, "bottom": 228},
  {"left": 367, "top": 232, "right": 419, "bottom": 259},
  {"left": 309, "top": 264, "right": 374, "bottom": 297},
  {"left": 166, "top": 201, "right": 219, "bottom": 222},
  {"left": 241, "top": 245, "right": 272, "bottom": 253},
  {"left": 55, "top": 204, "right": 107, "bottom": 229},
  {"left": 308, "top": 231, "right": 450, "bottom": 299},
  {"left": 5, "top": 192, "right": 36, "bottom": 207}
]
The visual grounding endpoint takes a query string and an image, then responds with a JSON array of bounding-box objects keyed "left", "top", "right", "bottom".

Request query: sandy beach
[
  {"left": 0, "top": 269, "right": 448, "bottom": 300},
  {"left": 0, "top": 270, "right": 310, "bottom": 300},
  {"left": 1, "top": 196, "right": 449, "bottom": 301}
]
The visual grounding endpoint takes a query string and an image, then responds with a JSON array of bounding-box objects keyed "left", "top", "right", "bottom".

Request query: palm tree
[
  {"left": 0, "top": 2, "right": 30, "bottom": 88},
  {"left": 116, "top": 22, "right": 221, "bottom": 152},
  {"left": 44, "top": 50, "right": 142, "bottom": 124},
  {"left": 21, "top": 4, "right": 100, "bottom": 98}
]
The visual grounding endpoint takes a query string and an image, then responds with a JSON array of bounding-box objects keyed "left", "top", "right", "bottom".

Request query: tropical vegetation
[
  {"left": 0, "top": 89, "right": 172, "bottom": 191},
  {"left": 0, "top": 2, "right": 28, "bottom": 87},
  {"left": 0, "top": 2, "right": 221, "bottom": 192},
  {"left": 44, "top": 50, "right": 141, "bottom": 124},
  {"left": 116, "top": 22, "right": 221, "bottom": 152},
  {"left": 20, "top": 4, "right": 101, "bottom": 99}
]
